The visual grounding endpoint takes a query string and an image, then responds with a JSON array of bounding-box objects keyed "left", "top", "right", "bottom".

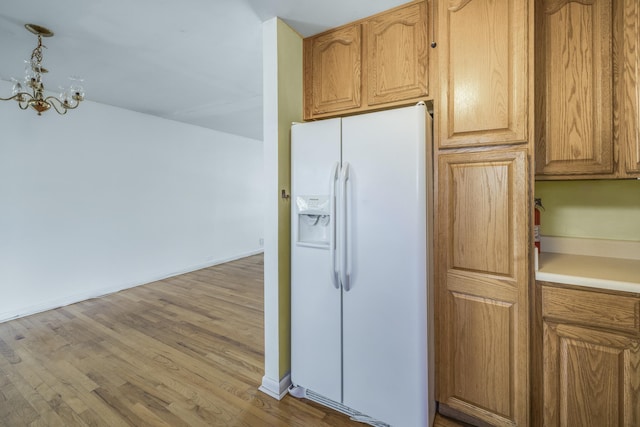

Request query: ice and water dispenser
[{"left": 295, "top": 195, "right": 330, "bottom": 248}]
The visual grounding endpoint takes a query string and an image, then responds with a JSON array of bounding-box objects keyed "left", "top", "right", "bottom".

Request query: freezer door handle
[
  {"left": 340, "top": 162, "right": 351, "bottom": 291},
  {"left": 329, "top": 162, "right": 340, "bottom": 289}
]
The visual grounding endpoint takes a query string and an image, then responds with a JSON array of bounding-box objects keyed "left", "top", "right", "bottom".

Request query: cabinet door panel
[
  {"left": 536, "top": 0, "right": 614, "bottom": 175},
  {"left": 451, "top": 292, "right": 513, "bottom": 417},
  {"left": 304, "top": 24, "right": 361, "bottom": 118},
  {"left": 365, "top": 1, "right": 428, "bottom": 105},
  {"left": 448, "top": 159, "right": 513, "bottom": 275},
  {"left": 623, "top": 0, "right": 640, "bottom": 175},
  {"left": 437, "top": 148, "right": 529, "bottom": 426},
  {"left": 543, "top": 321, "right": 640, "bottom": 426},
  {"left": 439, "top": 0, "right": 528, "bottom": 147}
]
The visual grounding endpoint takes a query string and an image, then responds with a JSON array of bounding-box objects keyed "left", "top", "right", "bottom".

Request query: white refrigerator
[{"left": 290, "top": 103, "right": 434, "bottom": 427}]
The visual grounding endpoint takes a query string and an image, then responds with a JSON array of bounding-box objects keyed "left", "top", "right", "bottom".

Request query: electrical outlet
[{"left": 259, "top": 238, "right": 264, "bottom": 247}]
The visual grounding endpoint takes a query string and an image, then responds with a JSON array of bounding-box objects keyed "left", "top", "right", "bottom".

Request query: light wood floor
[{"left": 0, "top": 254, "right": 362, "bottom": 426}]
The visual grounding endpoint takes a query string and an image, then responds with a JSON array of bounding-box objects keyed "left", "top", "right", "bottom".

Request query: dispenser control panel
[{"left": 296, "top": 195, "right": 330, "bottom": 248}]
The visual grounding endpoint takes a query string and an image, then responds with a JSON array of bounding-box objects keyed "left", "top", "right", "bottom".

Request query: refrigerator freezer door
[
  {"left": 290, "top": 118, "right": 343, "bottom": 402},
  {"left": 341, "top": 105, "right": 428, "bottom": 426}
]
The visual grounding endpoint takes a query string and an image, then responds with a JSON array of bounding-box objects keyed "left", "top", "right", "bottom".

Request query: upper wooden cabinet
[
  {"left": 365, "top": 3, "right": 429, "bottom": 106},
  {"left": 304, "top": 24, "right": 362, "bottom": 118},
  {"left": 535, "top": 0, "right": 615, "bottom": 177},
  {"left": 535, "top": 0, "right": 640, "bottom": 180},
  {"left": 622, "top": 0, "right": 640, "bottom": 176},
  {"left": 438, "top": 0, "right": 529, "bottom": 148},
  {"left": 303, "top": 1, "right": 429, "bottom": 120}
]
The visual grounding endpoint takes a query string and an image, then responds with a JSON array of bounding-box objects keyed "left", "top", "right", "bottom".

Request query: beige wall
[
  {"left": 261, "top": 17, "right": 302, "bottom": 398},
  {"left": 535, "top": 180, "right": 640, "bottom": 241}
]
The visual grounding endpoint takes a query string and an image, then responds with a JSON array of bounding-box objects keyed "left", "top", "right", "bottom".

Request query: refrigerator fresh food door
[
  {"left": 290, "top": 118, "right": 343, "bottom": 402},
  {"left": 341, "top": 105, "right": 428, "bottom": 426}
]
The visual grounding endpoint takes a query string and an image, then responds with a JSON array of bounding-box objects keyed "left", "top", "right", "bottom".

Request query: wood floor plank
[
  {"left": 0, "top": 255, "right": 360, "bottom": 426},
  {"left": 1, "top": 368, "right": 66, "bottom": 427},
  {"left": 0, "top": 369, "right": 38, "bottom": 426},
  {"left": 8, "top": 348, "right": 92, "bottom": 425}
]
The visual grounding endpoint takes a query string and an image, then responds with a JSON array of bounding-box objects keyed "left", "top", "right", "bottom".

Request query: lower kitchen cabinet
[{"left": 538, "top": 282, "right": 640, "bottom": 426}]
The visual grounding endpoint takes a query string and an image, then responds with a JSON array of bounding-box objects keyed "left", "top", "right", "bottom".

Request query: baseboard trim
[
  {"left": 438, "top": 403, "right": 496, "bottom": 427},
  {"left": 0, "top": 249, "right": 264, "bottom": 323},
  {"left": 259, "top": 373, "right": 292, "bottom": 400}
]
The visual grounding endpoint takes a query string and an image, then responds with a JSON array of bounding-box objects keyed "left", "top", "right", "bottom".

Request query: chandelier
[{"left": 0, "top": 24, "right": 84, "bottom": 115}]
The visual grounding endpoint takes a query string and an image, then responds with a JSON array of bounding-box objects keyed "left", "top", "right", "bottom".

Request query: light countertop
[
  {"left": 536, "top": 252, "right": 640, "bottom": 294},
  {"left": 535, "top": 236, "right": 640, "bottom": 293}
]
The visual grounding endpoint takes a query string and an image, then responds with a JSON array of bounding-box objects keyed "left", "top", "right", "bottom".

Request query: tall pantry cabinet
[{"left": 434, "top": 0, "right": 533, "bottom": 426}]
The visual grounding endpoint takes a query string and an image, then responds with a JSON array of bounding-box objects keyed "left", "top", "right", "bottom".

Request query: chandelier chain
[{"left": 32, "top": 36, "right": 44, "bottom": 71}]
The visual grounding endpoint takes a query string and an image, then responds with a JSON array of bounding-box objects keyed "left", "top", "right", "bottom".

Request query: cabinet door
[
  {"left": 543, "top": 321, "right": 640, "bottom": 426},
  {"left": 304, "top": 24, "right": 361, "bottom": 119},
  {"left": 438, "top": 0, "right": 528, "bottom": 148},
  {"left": 436, "top": 147, "right": 529, "bottom": 426},
  {"left": 622, "top": 0, "right": 640, "bottom": 175},
  {"left": 535, "top": 0, "right": 614, "bottom": 176},
  {"left": 365, "top": 1, "right": 428, "bottom": 106}
]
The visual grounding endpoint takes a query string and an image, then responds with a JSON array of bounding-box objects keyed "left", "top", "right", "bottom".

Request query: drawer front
[{"left": 542, "top": 285, "right": 640, "bottom": 335}]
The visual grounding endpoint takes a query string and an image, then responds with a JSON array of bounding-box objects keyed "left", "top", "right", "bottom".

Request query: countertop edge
[{"left": 535, "top": 271, "right": 640, "bottom": 294}]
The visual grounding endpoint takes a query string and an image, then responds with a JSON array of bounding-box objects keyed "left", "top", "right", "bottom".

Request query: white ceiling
[{"left": 0, "top": 0, "right": 407, "bottom": 141}]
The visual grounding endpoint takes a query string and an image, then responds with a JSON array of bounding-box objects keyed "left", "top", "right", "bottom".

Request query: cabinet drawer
[{"left": 541, "top": 285, "right": 640, "bottom": 335}]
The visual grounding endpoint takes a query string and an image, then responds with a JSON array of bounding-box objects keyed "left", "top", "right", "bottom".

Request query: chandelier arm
[
  {"left": 45, "top": 96, "right": 81, "bottom": 109},
  {"left": 44, "top": 97, "right": 70, "bottom": 115},
  {"left": 0, "top": 93, "right": 29, "bottom": 102},
  {"left": 0, "top": 92, "right": 36, "bottom": 110},
  {"left": 47, "top": 96, "right": 81, "bottom": 111}
]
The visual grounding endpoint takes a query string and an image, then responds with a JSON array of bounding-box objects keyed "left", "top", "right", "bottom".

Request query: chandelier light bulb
[
  {"left": 68, "top": 76, "right": 85, "bottom": 101},
  {"left": 11, "top": 78, "right": 23, "bottom": 95},
  {"left": 58, "top": 85, "right": 70, "bottom": 105}
]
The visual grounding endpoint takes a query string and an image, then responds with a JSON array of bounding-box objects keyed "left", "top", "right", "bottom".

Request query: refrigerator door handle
[
  {"left": 329, "top": 162, "right": 340, "bottom": 289},
  {"left": 340, "top": 162, "right": 351, "bottom": 291}
]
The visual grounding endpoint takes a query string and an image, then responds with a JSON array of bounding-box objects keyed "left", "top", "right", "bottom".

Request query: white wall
[{"left": 0, "top": 81, "right": 264, "bottom": 321}]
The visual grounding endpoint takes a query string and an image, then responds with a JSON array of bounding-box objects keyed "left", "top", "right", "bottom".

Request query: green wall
[
  {"left": 276, "top": 19, "right": 302, "bottom": 375},
  {"left": 535, "top": 180, "right": 640, "bottom": 241}
]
